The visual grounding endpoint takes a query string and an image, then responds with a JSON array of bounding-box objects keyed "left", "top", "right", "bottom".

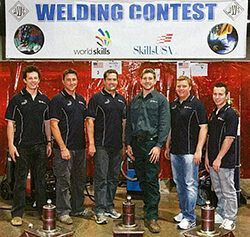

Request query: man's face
[
  {"left": 63, "top": 73, "right": 78, "bottom": 92},
  {"left": 140, "top": 72, "right": 156, "bottom": 91},
  {"left": 175, "top": 80, "right": 191, "bottom": 100},
  {"left": 104, "top": 73, "right": 118, "bottom": 92},
  {"left": 23, "top": 71, "right": 40, "bottom": 90},
  {"left": 213, "top": 86, "right": 227, "bottom": 108}
]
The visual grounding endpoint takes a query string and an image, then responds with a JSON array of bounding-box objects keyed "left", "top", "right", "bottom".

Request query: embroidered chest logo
[
  {"left": 184, "top": 106, "right": 192, "bottom": 109},
  {"left": 149, "top": 99, "right": 158, "bottom": 104},
  {"left": 67, "top": 101, "right": 72, "bottom": 106}
]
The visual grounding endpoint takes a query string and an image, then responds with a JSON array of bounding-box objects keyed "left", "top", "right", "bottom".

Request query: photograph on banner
[
  {"left": 207, "top": 23, "right": 238, "bottom": 55},
  {"left": 92, "top": 61, "right": 122, "bottom": 79},
  {"left": 191, "top": 63, "right": 208, "bottom": 77},
  {"left": 5, "top": 0, "right": 248, "bottom": 59},
  {"left": 177, "top": 61, "right": 191, "bottom": 78}
]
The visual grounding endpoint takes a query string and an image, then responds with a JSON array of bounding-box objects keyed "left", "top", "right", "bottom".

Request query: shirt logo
[
  {"left": 21, "top": 99, "right": 27, "bottom": 105},
  {"left": 171, "top": 105, "right": 177, "bottom": 110},
  {"left": 67, "top": 101, "right": 72, "bottom": 106},
  {"left": 104, "top": 99, "right": 110, "bottom": 104},
  {"left": 184, "top": 106, "right": 192, "bottom": 109},
  {"left": 118, "top": 99, "right": 124, "bottom": 104},
  {"left": 38, "top": 100, "right": 46, "bottom": 104},
  {"left": 218, "top": 117, "right": 225, "bottom": 121},
  {"left": 149, "top": 99, "right": 158, "bottom": 103}
]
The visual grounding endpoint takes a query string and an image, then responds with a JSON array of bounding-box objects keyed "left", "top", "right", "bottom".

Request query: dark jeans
[
  {"left": 11, "top": 144, "right": 47, "bottom": 217},
  {"left": 132, "top": 139, "right": 160, "bottom": 221},
  {"left": 53, "top": 148, "right": 86, "bottom": 217},
  {"left": 93, "top": 146, "right": 122, "bottom": 214}
]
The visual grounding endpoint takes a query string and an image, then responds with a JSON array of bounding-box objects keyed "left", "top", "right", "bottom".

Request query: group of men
[{"left": 5, "top": 65, "right": 238, "bottom": 234}]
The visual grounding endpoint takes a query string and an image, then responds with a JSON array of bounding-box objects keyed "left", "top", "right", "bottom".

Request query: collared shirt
[
  {"left": 49, "top": 89, "right": 87, "bottom": 150},
  {"left": 87, "top": 88, "right": 126, "bottom": 150},
  {"left": 208, "top": 103, "right": 239, "bottom": 169},
  {"left": 170, "top": 94, "right": 207, "bottom": 155},
  {"left": 126, "top": 90, "right": 170, "bottom": 148},
  {"left": 5, "top": 87, "right": 49, "bottom": 146}
]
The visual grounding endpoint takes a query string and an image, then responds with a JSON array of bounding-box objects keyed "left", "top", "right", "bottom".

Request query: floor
[{"left": 0, "top": 181, "right": 250, "bottom": 237}]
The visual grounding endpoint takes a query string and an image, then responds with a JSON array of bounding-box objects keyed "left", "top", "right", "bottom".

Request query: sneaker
[
  {"left": 215, "top": 213, "right": 224, "bottom": 224},
  {"left": 95, "top": 213, "right": 108, "bottom": 224},
  {"left": 104, "top": 209, "right": 121, "bottom": 219},
  {"left": 220, "top": 219, "right": 236, "bottom": 231},
  {"left": 177, "top": 218, "right": 196, "bottom": 230},
  {"left": 11, "top": 217, "right": 23, "bottom": 226},
  {"left": 71, "top": 208, "right": 94, "bottom": 219},
  {"left": 58, "top": 215, "right": 73, "bottom": 225},
  {"left": 173, "top": 213, "right": 183, "bottom": 223}
]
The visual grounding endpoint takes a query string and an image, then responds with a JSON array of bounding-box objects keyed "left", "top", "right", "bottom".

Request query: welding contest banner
[{"left": 5, "top": 0, "right": 248, "bottom": 59}]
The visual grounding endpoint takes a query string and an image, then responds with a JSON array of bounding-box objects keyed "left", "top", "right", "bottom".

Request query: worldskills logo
[
  {"left": 95, "top": 28, "right": 111, "bottom": 47},
  {"left": 73, "top": 28, "right": 111, "bottom": 56},
  {"left": 133, "top": 32, "right": 174, "bottom": 56}
]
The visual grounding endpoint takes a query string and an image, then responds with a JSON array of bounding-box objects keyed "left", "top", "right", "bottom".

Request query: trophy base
[
  {"left": 183, "top": 225, "right": 235, "bottom": 237},
  {"left": 113, "top": 220, "right": 144, "bottom": 237},
  {"left": 20, "top": 225, "right": 74, "bottom": 237}
]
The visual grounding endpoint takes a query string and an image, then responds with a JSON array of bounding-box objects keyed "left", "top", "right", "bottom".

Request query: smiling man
[
  {"left": 50, "top": 68, "right": 89, "bottom": 225},
  {"left": 126, "top": 68, "right": 170, "bottom": 233},
  {"left": 205, "top": 82, "right": 239, "bottom": 231},
  {"left": 5, "top": 65, "right": 51, "bottom": 226},
  {"left": 165, "top": 76, "right": 208, "bottom": 230},
  {"left": 87, "top": 69, "right": 126, "bottom": 224}
]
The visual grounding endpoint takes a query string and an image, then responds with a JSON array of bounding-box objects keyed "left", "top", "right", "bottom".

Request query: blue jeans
[
  {"left": 12, "top": 144, "right": 47, "bottom": 217},
  {"left": 210, "top": 167, "right": 237, "bottom": 221},
  {"left": 53, "top": 148, "right": 86, "bottom": 216},
  {"left": 170, "top": 154, "right": 198, "bottom": 222},
  {"left": 93, "top": 146, "right": 122, "bottom": 214}
]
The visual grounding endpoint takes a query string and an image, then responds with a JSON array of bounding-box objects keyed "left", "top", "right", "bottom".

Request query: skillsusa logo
[
  {"left": 96, "top": 28, "right": 111, "bottom": 47},
  {"left": 133, "top": 32, "right": 174, "bottom": 56},
  {"left": 73, "top": 28, "right": 111, "bottom": 56}
]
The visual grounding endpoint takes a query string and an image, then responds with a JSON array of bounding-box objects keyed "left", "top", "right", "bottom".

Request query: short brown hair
[
  {"left": 22, "top": 65, "right": 41, "bottom": 80},
  {"left": 177, "top": 76, "right": 192, "bottom": 86},
  {"left": 213, "top": 82, "right": 228, "bottom": 95},
  {"left": 141, "top": 68, "right": 156, "bottom": 79},
  {"left": 103, "top": 69, "right": 118, "bottom": 80},
  {"left": 63, "top": 68, "right": 78, "bottom": 80}
]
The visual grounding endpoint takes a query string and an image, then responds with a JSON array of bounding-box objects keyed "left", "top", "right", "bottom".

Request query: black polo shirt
[
  {"left": 5, "top": 87, "right": 49, "bottom": 146},
  {"left": 87, "top": 88, "right": 126, "bottom": 150},
  {"left": 208, "top": 104, "right": 239, "bottom": 169},
  {"left": 170, "top": 95, "right": 207, "bottom": 155},
  {"left": 125, "top": 90, "right": 170, "bottom": 148},
  {"left": 49, "top": 89, "right": 87, "bottom": 150}
]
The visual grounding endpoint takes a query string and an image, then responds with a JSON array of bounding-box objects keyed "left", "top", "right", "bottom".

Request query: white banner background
[{"left": 5, "top": 0, "right": 248, "bottom": 59}]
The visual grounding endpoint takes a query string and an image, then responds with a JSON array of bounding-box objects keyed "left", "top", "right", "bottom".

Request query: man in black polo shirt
[
  {"left": 165, "top": 76, "right": 208, "bottom": 230},
  {"left": 126, "top": 68, "right": 170, "bottom": 233},
  {"left": 50, "top": 68, "right": 88, "bottom": 225},
  {"left": 205, "top": 82, "right": 238, "bottom": 231},
  {"left": 87, "top": 69, "right": 126, "bottom": 224},
  {"left": 5, "top": 65, "right": 51, "bottom": 226}
]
